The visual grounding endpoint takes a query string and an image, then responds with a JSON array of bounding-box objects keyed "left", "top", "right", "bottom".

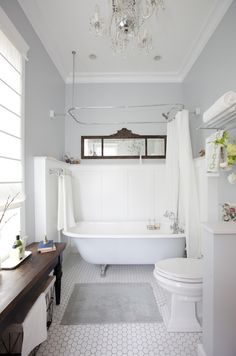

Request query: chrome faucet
[
  {"left": 164, "top": 210, "right": 184, "bottom": 234},
  {"left": 164, "top": 210, "right": 175, "bottom": 220}
]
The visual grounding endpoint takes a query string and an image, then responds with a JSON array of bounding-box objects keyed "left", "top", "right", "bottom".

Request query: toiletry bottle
[
  {"left": 13, "top": 235, "right": 24, "bottom": 260},
  {"left": 44, "top": 235, "right": 48, "bottom": 244}
]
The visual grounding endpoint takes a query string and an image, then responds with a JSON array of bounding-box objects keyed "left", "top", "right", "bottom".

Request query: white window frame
[
  {"left": 21, "top": 57, "right": 26, "bottom": 235},
  {"left": 0, "top": 6, "right": 29, "bottom": 235}
]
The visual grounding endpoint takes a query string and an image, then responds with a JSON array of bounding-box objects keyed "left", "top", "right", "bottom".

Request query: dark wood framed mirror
[{"left": 81, "top": 128, "right": 167, "bottom": 159}]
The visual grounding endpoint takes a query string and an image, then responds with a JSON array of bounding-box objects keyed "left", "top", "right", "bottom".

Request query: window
[{"left": 0, "top": 12, "right": 28, "bottom": 261}]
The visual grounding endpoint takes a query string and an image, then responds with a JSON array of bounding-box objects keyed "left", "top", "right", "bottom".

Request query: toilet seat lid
[{"left": 154, "top": 258, "right": 202, "bottom": 282}]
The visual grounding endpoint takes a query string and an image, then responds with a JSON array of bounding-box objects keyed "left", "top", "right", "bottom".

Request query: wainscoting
[
  {"left": 71, "top": 164, "right": 167, "bottom": 221},
  {"left": 34, "top": 157, "right": 207, "bottom": 244}
]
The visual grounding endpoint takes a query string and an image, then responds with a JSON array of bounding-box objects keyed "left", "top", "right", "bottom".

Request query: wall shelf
[{"left": 197, "top": 104, "right": 236, "bottom": 131}]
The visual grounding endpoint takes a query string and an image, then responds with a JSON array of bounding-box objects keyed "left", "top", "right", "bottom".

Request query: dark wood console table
[{"left": 0, "top": 242, "right": 66, "bottom": 335}]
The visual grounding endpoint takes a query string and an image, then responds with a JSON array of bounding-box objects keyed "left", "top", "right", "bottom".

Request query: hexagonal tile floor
[{"left": 37, "top": 253, "right": 201, "bottom": 356}]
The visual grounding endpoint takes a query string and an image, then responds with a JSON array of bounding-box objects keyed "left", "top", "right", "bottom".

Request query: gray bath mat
[{"left": 61, "top": 283, "right": 162, "bottom": 325}]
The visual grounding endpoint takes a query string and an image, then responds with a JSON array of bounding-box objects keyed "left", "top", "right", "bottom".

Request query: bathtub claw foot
[{"left": 100, "top": 264, "right": 108, "bottom": 277}]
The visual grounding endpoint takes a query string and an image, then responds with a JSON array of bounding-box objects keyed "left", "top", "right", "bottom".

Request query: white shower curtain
[
  {"left": 165, "top": 119, "right": 179, "bottom": 217},
  {"left": 166, "top": 110, "right": 201, "bottom": 258}
]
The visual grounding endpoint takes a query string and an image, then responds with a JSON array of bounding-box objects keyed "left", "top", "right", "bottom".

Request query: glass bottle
[{"left": 13, "top": 235, "right": 23, "bottom": 259}]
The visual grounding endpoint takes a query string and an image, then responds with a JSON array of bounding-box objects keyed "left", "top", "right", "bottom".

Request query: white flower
[
  {"left": 220, "top": 161, "right": 228, "bottom": 168},
  {"left": 227, "top": 172, "right": 236, "bottom": 184},
  {"left": 220, "top": 161, "right": 232, "bottom": 171}
]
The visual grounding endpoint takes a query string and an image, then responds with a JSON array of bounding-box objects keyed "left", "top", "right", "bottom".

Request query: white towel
[
  {"left": 21, "top": 293, "right": 47, "bottom": 356},
  {"left": 203, "top": 91, "right": 236, "bottom": 123},
  {"left": 57, "top": 175, "right": 76, "bottom": 231},
  {"left": 206, "top": 130, "right": 224, "bottom": 173}
]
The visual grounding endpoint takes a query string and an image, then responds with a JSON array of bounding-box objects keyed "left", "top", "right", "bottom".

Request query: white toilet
[{"left": 154, "top": 258, "right": 202, "bottom": 332}]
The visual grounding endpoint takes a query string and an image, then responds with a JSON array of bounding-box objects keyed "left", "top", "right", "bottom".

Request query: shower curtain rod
[
  {"left": 67, "top": 103, "right": 191, "bottom": 125},
  {"left": 66, "top": 51, "right": 186, "bottom": 125},
  {"left": 51, "top": 104, "right": 200, "bottom": 126},
  {"left": 66, "top": 104, "right": 199, "bottom": 126},
  {"left": 51, "top": 51, "right": 200, "bottom": 125},
  {"left": 68, "top": 103, "right": 184, "bottom": 110}
]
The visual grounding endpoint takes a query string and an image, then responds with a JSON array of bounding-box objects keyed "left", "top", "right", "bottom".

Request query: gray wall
[
  {"left": 0, "top": 0, "right": 65, "bottom": 240},
  {"left": 183, "top": 0, "right": 236, "bottom": 210},
  {"left": 183, "top": 0, "right": 236, "bottom": 157},
  {"left": 65, "top": 82, "right": 183, "bottom": 163},
  {"left": 1, "top": 0, "right": 235, "bottom": 236}
]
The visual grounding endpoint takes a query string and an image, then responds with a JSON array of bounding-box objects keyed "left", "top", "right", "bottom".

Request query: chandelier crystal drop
[{"left": 89, "top": 0, "right": 165, "bottom": 54}]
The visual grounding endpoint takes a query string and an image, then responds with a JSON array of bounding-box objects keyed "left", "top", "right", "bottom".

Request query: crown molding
[
  {"left": 18, "top": 0, "right": 233, "bottom": 84},
  {"left": 178, "top": 0, "right": 233, "bottom": 81},
  {"left": 66, "top": 72, "right": 183, "bottom": 84},
  {"left": 18, "top": 0, "right": 66, "bottom": 81}
]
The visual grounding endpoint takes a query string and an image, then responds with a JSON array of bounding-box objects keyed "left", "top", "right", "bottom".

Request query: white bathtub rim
[
  {"left": 64, "top": 231, "right": 185, "bottom": 239},
  {"left": 63, "top": 221, "right": 185, "bottom": 239}
]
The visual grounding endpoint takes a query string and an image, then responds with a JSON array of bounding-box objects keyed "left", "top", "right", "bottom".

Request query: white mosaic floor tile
[{"left": 37, "top": 253, "right": 201, "bottom": 356}]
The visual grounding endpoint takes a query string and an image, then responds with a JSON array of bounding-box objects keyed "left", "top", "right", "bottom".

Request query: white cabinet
[{"left": 199, "top": 223, "right": 236, "bottom": 356}]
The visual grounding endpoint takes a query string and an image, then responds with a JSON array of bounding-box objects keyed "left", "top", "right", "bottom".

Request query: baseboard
[{"left": 198, "top": 344, "right": 207, "bottom": 356}]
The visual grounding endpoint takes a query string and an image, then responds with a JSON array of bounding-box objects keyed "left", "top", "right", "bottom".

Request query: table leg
[{"left": 53, "top": 255, "right": 63, "bottom": 305}]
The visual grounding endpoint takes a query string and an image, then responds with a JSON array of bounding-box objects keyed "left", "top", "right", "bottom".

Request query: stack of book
[{"left": 38, "top": 240, "right": 56, "bottom": 253}]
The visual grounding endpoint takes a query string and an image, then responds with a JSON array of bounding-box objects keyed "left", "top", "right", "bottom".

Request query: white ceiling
[{"left": 18, "top": 0, "right": 232, "bottom": 83}]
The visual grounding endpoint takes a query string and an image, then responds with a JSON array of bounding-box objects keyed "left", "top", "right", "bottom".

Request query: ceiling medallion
[{"left": 90, "top": 0, "right": 165, "bottom": 54}]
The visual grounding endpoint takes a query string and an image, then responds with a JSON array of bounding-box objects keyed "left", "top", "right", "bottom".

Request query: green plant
[
  {"left": 214, "top": 131, "right": 236, "bottom": 167},
  {"left": 214, "top": 131, "right": 229, "bottom": 146},
  {"left": 226, "top": 143, "right": 236, "bottom": 165}
]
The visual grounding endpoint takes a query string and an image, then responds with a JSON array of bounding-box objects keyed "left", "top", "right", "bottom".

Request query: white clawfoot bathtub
[{"left": 63, "top": 221, "right": 186, "bottom": 265}]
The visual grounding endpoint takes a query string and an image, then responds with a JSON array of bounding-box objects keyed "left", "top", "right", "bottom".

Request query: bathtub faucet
[{"left": 164, "top": 210, "right": 184, "bottom": 234}]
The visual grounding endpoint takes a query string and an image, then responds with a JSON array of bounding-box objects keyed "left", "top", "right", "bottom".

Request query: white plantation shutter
[
  {"left": 0, "top": 9, "right": 28, "bottom": 260},
  {"left": 0, "top": 28, "right": 24, "bottom": 210}
]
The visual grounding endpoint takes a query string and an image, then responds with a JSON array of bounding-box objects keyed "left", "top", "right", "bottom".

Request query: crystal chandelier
[{"left": 90, "top": 0, "right": 165, "bottom": 54}]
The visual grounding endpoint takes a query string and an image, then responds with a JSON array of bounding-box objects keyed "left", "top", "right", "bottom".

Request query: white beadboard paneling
[
  {"left": 101, "top": 169, "right": 126, "bottom": 220},
  {"left": 154, "top": 166, "right": 167, "bottom": 219},
  {"left": 194, "top": 157, "right": 208, "bottom": 222},
  {"left": 71, "top": 164, "right": 167, "bottom": 222},
  {"left": 73, "top": 170, "right": 102, "bottom": 221},
  {"left": 34, "top": 157, "right": 46, "bottom": 239},
  {"left": 34, "top": 160, "right": 207, "bottom": 246},
  {"left": 127, "top": 166, "right": 155, "bottom": 220},
  {"left": 194, "top": 157, "right": 208, "bottom": 255},
  {"left": 46, "top": 163, "right": 59, "bottom": 239}
]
